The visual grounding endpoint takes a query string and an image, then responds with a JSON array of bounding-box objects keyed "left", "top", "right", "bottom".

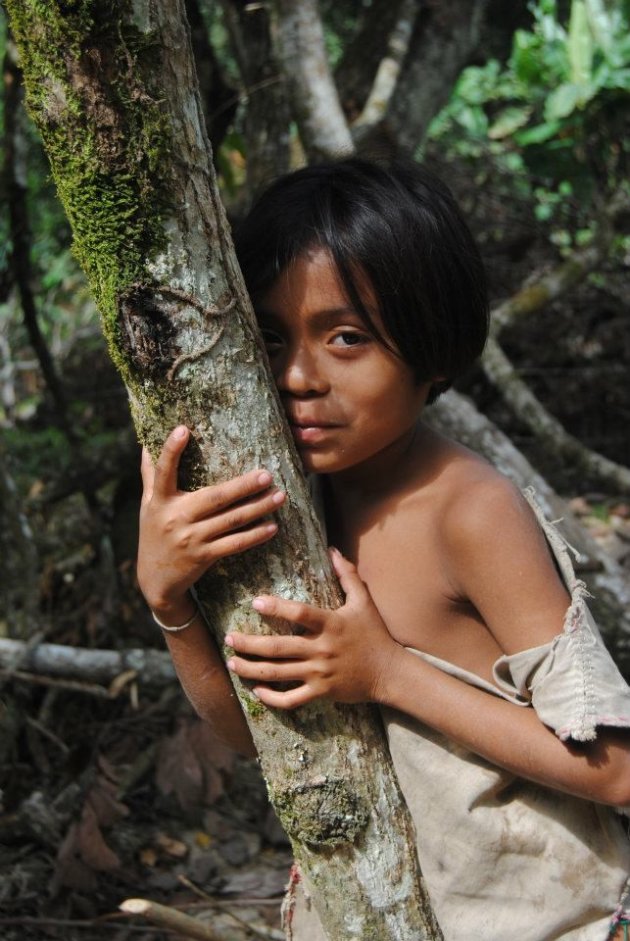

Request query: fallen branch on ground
[
  {"left": 120, "top": 898, "right": 226, "bottom": 941},
  {"left": 0, "top": 637, "right": 175, "bottom": 686}
]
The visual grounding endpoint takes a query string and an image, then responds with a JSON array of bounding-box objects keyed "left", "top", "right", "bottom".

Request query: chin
[{"left": 297, "top": 449, "right": 353, "bottom": 475}]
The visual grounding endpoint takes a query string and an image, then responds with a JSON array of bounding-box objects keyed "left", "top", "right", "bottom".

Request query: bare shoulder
[
  {"left": 442, "top": 457, "right": 541, "bottom": 550},
  {"left": 425, "top": 435, "right": 571, "bottom": 653}
]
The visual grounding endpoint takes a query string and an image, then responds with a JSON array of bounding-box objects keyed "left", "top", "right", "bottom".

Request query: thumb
[
  {"left": 152, "top": 425, "right": 190, "bottom": 499},
  {"left": 329, "top": 547, "right": 369, "bottom": 603}
]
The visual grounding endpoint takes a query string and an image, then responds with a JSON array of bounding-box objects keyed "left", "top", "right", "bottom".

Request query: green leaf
[
  {"left": 584, "top": 0, "right": 614, "bottom": 56},
  {"left": 488, "top": 106, "right": 532, "bottom": 140},
  {"left": 511, "top": 30, "right": 544, "bottom": 84},
  {"left": 514, "top": 120, "right": 563, "bottom": 145},
  {"left": 454, "top": 104, "right": 488, "bottom": 137},
  {"left": 599, "top": 66, "right": 630, "bottom": 91},
  {"left": 544, "top": 82, "right": 583, "bottom": 119},
  {"left": 568, "top": 0, "right": 594, "bottom": 86}
]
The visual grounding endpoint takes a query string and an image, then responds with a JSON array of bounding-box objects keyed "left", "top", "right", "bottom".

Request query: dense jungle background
[{"left": 1, "top": 0, "right": 630, "bottom": 938}]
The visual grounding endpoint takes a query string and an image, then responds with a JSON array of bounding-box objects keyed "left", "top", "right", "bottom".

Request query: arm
[
  {"left": 226, "top": 548, "right": 630, "bottom": 806},
  {"left": 137, "top": 426, "right": 286, "bottom": 757}
]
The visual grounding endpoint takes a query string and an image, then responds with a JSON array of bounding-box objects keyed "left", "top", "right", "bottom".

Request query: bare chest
[{"left": 344, "top": 516, "right": 504, "bottom": 682}]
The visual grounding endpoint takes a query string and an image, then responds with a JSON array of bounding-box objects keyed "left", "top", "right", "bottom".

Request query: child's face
[{"left": 256, "top": 248, "right": 432, "bottom": 476}]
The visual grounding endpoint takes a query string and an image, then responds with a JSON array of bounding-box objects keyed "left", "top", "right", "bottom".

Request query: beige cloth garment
[{"left": 286, "top": 488, "right": 630, "bottom": 940}]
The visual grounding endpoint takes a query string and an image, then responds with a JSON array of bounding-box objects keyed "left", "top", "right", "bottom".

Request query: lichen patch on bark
[{"left": 274, "top": 777, "right": 370, "bottom": 848}]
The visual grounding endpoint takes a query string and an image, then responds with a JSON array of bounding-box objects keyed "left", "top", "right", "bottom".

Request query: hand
[
  {"left": 225, "top": 548, "right": 402, "bottom": 709},
  {"left": 137, "top": 426, "right": 285, "bottom": 615}
]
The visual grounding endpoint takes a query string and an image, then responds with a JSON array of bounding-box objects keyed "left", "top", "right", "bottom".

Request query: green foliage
[{"left": 428, "top": 0, "right": 630, "bottom": 246}]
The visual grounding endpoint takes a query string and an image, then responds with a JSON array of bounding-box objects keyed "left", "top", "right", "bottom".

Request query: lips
[{"left": 288, "top": 419, "right": 339, "bottom": 445}]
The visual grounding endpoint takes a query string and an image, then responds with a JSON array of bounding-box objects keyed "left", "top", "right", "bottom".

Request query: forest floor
[{"left": 2, "top": 157, "right": 630, "bottom": 940}]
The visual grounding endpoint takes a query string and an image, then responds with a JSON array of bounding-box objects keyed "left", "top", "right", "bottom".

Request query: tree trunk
[
  {"left": 184, "top": 0, "right": 238, "bottom": 160},
  {"left": 334, "top": 0, "right": 405, "bottom": 121},
  {"left": 220, "top": 0, "right": 292, "bottom": 201},
  {"left": 383, "top": 0, "right": 490, "bottom": 156},
  {"left": 5, "top": 2, "right": 440, "bottom": 937},
  {"left": 272, "top": 0, "right": 354, "bottom": 162}
]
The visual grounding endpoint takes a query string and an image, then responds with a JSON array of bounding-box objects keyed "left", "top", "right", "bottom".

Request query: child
[{"left": 137, "top": 159, "right": 630, "bottom": 940}]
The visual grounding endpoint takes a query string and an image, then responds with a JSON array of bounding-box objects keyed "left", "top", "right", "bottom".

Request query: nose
[{"left": 274, "top": 342, "right": 329, "bottom": 397}]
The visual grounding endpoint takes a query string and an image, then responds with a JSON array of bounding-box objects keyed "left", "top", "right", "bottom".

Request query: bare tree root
[{"left": 482, "top": 336, "right": 630, "bottom": 494}]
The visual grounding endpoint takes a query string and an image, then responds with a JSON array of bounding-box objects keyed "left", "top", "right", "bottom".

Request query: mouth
[{"left": 288, "top": 422, "right": 338, "bottom": 445}]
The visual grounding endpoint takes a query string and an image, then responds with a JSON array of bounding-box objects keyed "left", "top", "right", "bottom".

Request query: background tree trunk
[
  {"left": 220, "top": 0, "right": 292, "bottom": 200},
  {"left": 272, "top": 0, "right": 354, "bottom": 161},
  {"left": 5, "top": 2, "right": 440, "bottom": 937}
]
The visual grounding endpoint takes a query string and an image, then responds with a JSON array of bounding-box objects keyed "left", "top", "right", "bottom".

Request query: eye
[
  {"left": 331, "top": 331, "right": 370, "bottom": 348},
  {"left": 260, "top": 327, "right": 284, "bottom": 352}
]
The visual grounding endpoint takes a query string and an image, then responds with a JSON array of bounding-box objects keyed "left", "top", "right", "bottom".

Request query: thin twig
[
  {"left": 177, "top": 876, "right": 279, "bottom": 941},
  {"left": 0, "top": 668, "right": 112, "bottom": 698}
]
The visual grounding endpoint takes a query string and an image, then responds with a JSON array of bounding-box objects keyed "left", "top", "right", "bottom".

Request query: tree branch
[
  {"left": 120, "top": 899, "right": 226, "bottom": 941},
  {"left": 481, "top": 336, "right": 630, "bottom": 493},
  {"left": 334, "top": 0, "right": 404, "bottom": 120},
  {"left": 482, "top": 189, "right": 630, "bottom": 494},
  {"left": 0, "top": 637, "right": 175, "bottom": 687},
  {"left": 351, "top": 0, "right": 417, "bottom": 140},
  {"left": 272, "top": 0, "right": 354, "bottom": 161},
  {"left": 219, "top": 0, "right": 291, "bottom": 198},
  {"left": 490, "top": 190, "right": 630, "bottom": 338},
  {"left": 381, "top": 0, "right": 490, "bottom": 156}
]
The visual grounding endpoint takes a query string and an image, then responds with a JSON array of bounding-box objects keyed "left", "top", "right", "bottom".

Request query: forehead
[
  {"left": 259, "top": 247, "right": 378, "bottom": 318},
  {"left": 256, "top": 246, "right": 381, "bottom": 329}
]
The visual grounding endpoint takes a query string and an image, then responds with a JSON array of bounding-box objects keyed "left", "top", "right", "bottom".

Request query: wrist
[
  {"left": 150, "top": 592, "right": 197, "bottom": 625},
  {"left": 371, "top": 641, "right": 407, "bottom": 706}
]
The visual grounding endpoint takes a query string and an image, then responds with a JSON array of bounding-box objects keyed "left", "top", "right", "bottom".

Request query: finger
[
  {"left": 140, "top": 447, "right": 155, "bottom": 503},
  {"left": 186, "top": 468, "right": 277, "bottom": 521},
  {"left": 196, "top": 486, "right": 285, "bottom": 538},
  {"left": 329, "top": 547, "right": 369, "bottom": 603},
  {"left": 251, "top": 595, "right": 326, "bottom": 632},
  {"left": 152, "top": 426, "right": 190, "bottom": 499},
  {"left": 252, "top": 684, "right": 315, "bottom": 711},
  {"left": 225, "top": 632, "right": 310, "bottom": 660},
  {"left": 205, "top": 520, "right": 279, "bottom": 560},
  {"left": 227, "top": 656, "right": 306, "bottom": 683}
]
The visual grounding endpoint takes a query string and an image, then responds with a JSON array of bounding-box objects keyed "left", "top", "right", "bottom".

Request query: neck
[{"left": 327, "top": 421, "right": 428, "bottom": 502}]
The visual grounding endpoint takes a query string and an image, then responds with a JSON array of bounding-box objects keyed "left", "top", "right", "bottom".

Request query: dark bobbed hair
[{"left": 234, "top": 158, "right": 489, "bottom": 404}]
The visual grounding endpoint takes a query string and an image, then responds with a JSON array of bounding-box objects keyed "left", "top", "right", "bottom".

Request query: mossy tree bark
[{"left": 5, "top": 2, "right": 441, "bottom": 938}]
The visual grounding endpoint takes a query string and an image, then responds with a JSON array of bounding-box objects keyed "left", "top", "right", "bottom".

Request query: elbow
[
  {"left": 591, "top": 740, "right": 630, "bottom": 808},
  {"left": 602, "top": 773, "right": 630, "bottom": 809}
]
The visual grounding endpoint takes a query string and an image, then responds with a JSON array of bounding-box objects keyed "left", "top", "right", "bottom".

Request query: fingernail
[
  {"left": 249, "top": 688, "right": 260, "bottom": 702},
  {"left": 227, "top": 659, "right": 235, "bottom": 670},
  {"left": 174, "top": 425, "right": 187, "bottom": 439},
  {"left": 225, "top": 634, "right": 233, "bottom": 646},
  {"left": 258, "top": 471, "right": 272, "bottom": 485},
  {"left": 329, "top": 546, "right": 341, "bottom": 557},
  {"left": 252, "top": 597, "right": 267, "bottom": 612},
  {"left": 271, "top": 490, "right": 285, "bottom": 505}
]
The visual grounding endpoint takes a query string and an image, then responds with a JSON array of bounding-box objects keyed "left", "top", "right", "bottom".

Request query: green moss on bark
[{"left": 6, "top": 0, "right": 173, "bottom": 384}]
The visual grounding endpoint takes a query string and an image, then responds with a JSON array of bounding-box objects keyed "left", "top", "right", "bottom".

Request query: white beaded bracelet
[{"left": 152, "top": 605, "right": 199, "bottom": 633}]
